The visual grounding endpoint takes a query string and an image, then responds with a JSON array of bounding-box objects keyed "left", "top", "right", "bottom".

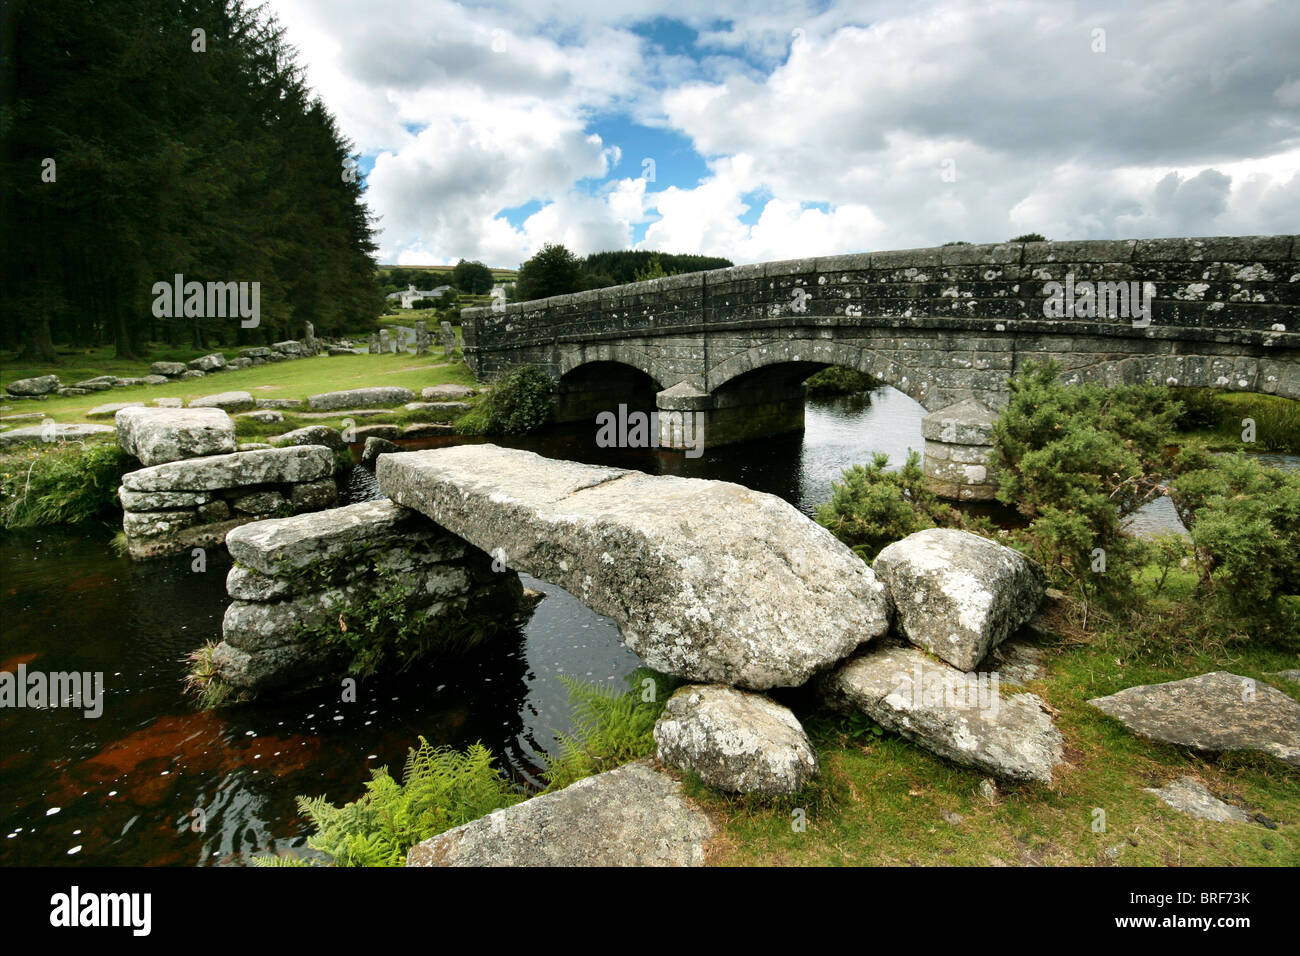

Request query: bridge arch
[
  {"left": 558, "top": 343, "right": 668, "bottom": 388},
  {"left": 705, "top": 339, "right": 935, "bottom": 410},
  {"left": 553, "top": 354, "right": 664, "bottom": 425}
]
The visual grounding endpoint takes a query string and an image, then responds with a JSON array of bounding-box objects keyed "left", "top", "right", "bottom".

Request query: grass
[
  {"left": 1176, "top": 391, "right": 1300, "bottom": 455},
  {"left": 1, "top": 350, "right": 479, "bottom": 425}
]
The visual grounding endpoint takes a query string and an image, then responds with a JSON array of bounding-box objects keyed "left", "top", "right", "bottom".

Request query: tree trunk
[{"left": 16, "top": 318, "right": 57, "bottom": 363}]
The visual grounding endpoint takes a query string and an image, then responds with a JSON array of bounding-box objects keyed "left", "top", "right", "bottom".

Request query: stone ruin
[{"left": 114, "top": 406, "right": 339, "bottom": 559}]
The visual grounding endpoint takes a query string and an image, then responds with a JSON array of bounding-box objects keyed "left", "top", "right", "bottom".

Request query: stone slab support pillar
[
  {"left": 922, "top": 399, "right": 1000, "bottom": 502},
  {"left": 656, "top": 383, "right": 712, "bottom": 453}
]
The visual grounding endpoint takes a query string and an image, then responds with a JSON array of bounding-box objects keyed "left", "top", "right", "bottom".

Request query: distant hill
[{"left": 378, "top": 264, "right": 518, "bottom": 281}]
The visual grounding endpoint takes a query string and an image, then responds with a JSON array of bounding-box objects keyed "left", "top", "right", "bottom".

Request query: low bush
[
  {"left": 814, "top": 450, "right": 994, "bottom": 562},
  {"left": 455, "top": 365, "right": 554, "bottom": 436},
  {"left": 1170, "top": 452, "right": 1300, "bottom": 629},
  {"left": 990, "top": 360, "right": 1184, "bottom": 613},
  {"left": 542, "top": 668, "right": 679, "bottom": 792}
]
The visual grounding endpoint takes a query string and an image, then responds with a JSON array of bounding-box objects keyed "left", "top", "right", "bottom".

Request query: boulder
[
  {"left": 361, "top": 436, "right": 400, "bottom": 464},
  {"left": 5, "top": 375, "right": 60, "bottom": 396},
  {"left": 188, "top": 390, "right": 255, "bottom": 412},
  {"left": 231, "top": 490, "right": 287, "bottom": 515},
  {"left": 378, "top": 445, "right": 890, "bottom": 689},
  {"left": 141, "top": 375, "right": 170, "bottom": 386},
  {"left": 198, "top": 500, "right": 231, "bottom": 522},
  {"left": 226, "top": 357, "right": 253, "bottom": 369},
  {"left": 289, "top": 478, "right": 338, "bottom": 512},
  {"left": 306, "top": 386, "right": 414, "bottom": 411},
  {"left": 821, "top": 644, "right": 1065, "bottom": 783},
  {"left": 406, "top": 760, "right": 713, "bottom": 867},
  {"left": 236, "top": 409, "right": 284, "bottom": 424},
  {"left": 72, "top": 378, "right": 115, "bottom": 391},
  {"left": 221, "top": 568, "right": 469, "bottom": 651},
  {"left": 150, "top": 362, "right": 187, "bottom": 377},
  {"left": 298, "top": 408, "right": 387, "bottom": 419},
  {"left": 55, "top": 388, "right": 88, "bottom": 397},
  {"left": 88, "top": 401, "right": 145, "bottom": 418},
  {"left": 239, "top": 347, "right": 272, "bottom": 359},
  {"left": 421, "top": 384, "right": 475, "bottom": 401},
  {"left": 0, "top": 423, "right": 117, "bottom": 446},
  {"left": 873, "top": 528, "right": 1045, "bottom": 671},
  {"left": 272, "top": 425, "right": 347, "bottom": 452},
  {"left": 115, "top": 406, "right": 237, "bottom": 466},
  {"left": 654, "top": 685, "right": 818, "bottom": 794},
  {"left": 328, "top": 347, "right": 362, "bottom": 356},
  {"left": 122, "top": 509, "right": 199, "bottom": 539},
  {"left": 255, "top": 398, "right": 302, "bottom": 409},
  {"left": 121, "top": 445, "right": 334, "bottom": 492},
  {"left": 403, "top": 401, "right": 470, "bottom": 414},
  {"left": 1143, "top": 776, "right": 1251, "bottom": 823},
  {"left": 188, "top": 352, "right": 227, "bottom": 372},
  {"left": 353, "top": 424, "right": 400, "bottom": 441},
  {"left": 272, "top": 340, "right": 305, "bottom": 356},
  {"left": 226, "top": 564, "right": 294, "bottom": 602},
  {"left": 179, "top": 370, "right": 206, "bottom": 379},
  {"left": 118, "top": 488, "right": 212, "bottom": 511},
  {"left": 1089, "top": 672, "right": 1300, "bottom": 767},
  {"left": 401, "top": 422, "right": 454, "bottom": 438}
]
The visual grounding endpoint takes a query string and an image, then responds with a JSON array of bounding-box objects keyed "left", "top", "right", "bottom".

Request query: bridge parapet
[{"left": 465, "top": 236, "right": 1299, "bottom": 369}]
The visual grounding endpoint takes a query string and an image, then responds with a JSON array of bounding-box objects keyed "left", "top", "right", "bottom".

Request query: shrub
[
  {"left": 0, "top": 440, "right": 131, "bottom": 529},
  {"left": 275, "top": 738, "right": 522, "bottom": 866},
  {"left": 1170, "top": 452, "right": 1300, "bottom": 626},
  {"left": 455, "top": 365, "right": 554, "bottom": 436},
  {"left": 990, "top": 361, "right": 1184, "bottom": 611},
  {"left": 803, "top": 366, "right": 881, "bottom": 397},
  {"left": 814, "top": 450, "right": 993, "bottom": 562}
]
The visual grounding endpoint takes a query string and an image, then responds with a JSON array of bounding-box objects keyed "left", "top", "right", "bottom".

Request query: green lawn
[{"left": 1, "top": 350, "right": 478, "bottom": 425}]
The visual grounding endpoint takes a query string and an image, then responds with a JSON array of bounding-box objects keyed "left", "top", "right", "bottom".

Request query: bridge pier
[
  {"left": 655, "top": 379, "right": 808, "bottom": 453},
  {"left": 921, "top": 399, "right": 1000, "bottom": 502}
]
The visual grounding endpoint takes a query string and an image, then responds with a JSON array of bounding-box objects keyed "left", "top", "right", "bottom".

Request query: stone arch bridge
[{"left": 462, "top": 236, "right": 1299, "bottom": 499}]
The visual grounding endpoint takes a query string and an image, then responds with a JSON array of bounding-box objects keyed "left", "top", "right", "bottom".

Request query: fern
[
  {"left": 261, "top": 737, "right": 521, "bottom": 867},
  {"left": 542, "top": 667, "right": 679, "bottom": 791}
]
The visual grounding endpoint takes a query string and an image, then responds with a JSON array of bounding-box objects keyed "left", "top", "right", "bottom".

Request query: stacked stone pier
[
  {"left": 202, "top": 499, "right": 528, "bottom": 696},
  {"left": 114, "top": 406, "right": 338, "bottom": 558}
]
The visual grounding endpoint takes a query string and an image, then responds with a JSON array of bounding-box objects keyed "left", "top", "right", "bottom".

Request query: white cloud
[{"left": 269, "top": 0, "right": 1300, "bottom": 267}]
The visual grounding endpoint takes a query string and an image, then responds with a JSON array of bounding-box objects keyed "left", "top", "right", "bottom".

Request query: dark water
[
  {"left": 1122, "top": 452, "right": 1300, "bottom": 539},
  {"left": 0, "top": 388, "right": 933, "bottom": 866}
]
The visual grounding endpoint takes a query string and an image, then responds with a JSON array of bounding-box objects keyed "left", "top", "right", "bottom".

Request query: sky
[{"left": 266, "top": 0, "right": 1300, "bottom": 268}]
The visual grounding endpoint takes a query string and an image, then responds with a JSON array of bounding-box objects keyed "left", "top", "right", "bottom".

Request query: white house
[{"left": 386, "top": 284, "right": 451, "bottom": 309}]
